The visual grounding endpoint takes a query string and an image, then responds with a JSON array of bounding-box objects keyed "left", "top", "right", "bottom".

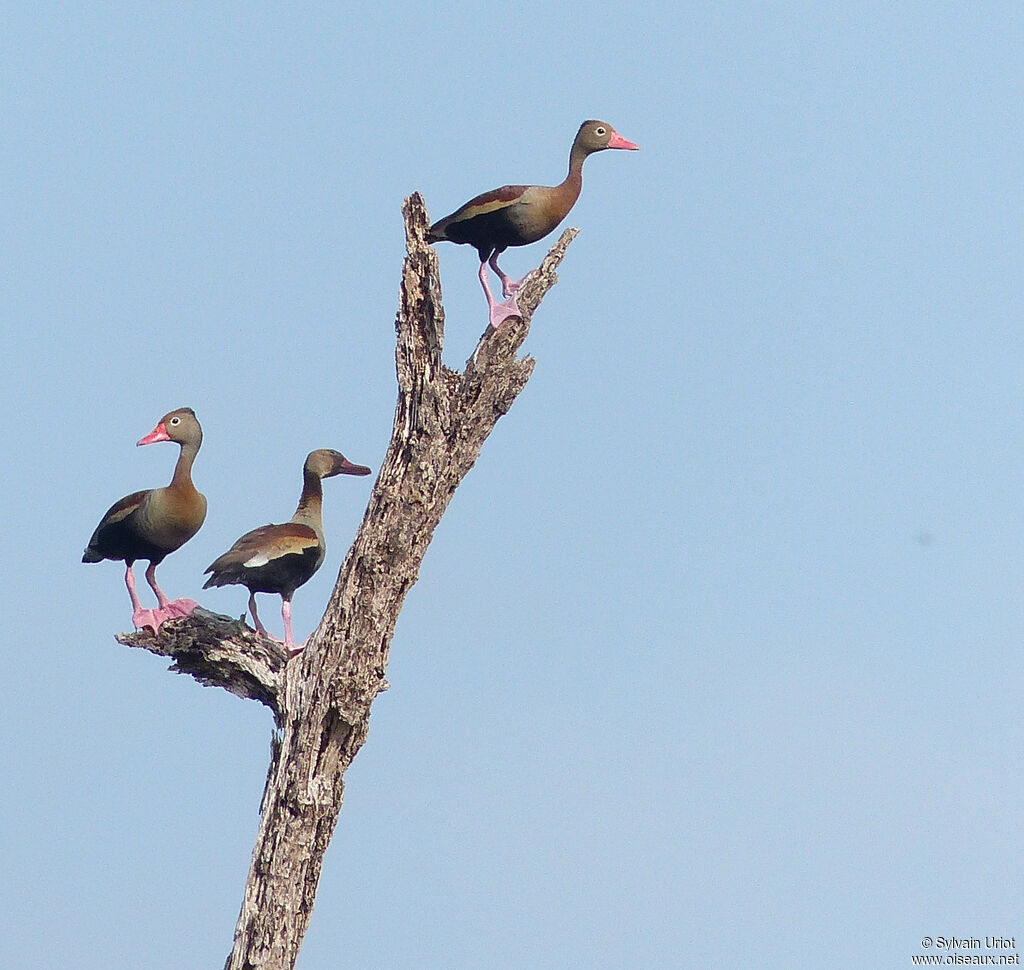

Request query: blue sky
[{"left": 2, "top": 2, "right": 1022, "bottom": 968}]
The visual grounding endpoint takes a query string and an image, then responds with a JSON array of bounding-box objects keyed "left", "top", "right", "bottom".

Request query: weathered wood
[
  {"left": 117, "top": 193, "right": 576, "bottom": 970},
  {"left": 117, "top": 608, "right": 286, "bottom": 718}
]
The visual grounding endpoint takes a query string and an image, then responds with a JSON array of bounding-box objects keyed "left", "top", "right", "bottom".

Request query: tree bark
[{"left": 117, "top": 192, "right": 577, "bottom": 969}]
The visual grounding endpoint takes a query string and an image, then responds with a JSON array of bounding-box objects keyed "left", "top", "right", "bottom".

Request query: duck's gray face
[
  {"left": 307, "top": 448, "right": 372, "bottom": 479},
  {"left": 577, "top": 120, "right": 640, "bottom": 153},
  {"left": 138, "top": 407, "right": 202, "bottom": 447}
]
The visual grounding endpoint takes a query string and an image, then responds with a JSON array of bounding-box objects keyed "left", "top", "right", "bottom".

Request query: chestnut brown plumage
[
  {"left": 83, "top": 407, "right": 207, "bottom": 633},
  {"left": 203, "top": 448, "right": 371, "bottom": 652},
  {"left": 427, "top": 120, "right": 639, "bottom": 329}
]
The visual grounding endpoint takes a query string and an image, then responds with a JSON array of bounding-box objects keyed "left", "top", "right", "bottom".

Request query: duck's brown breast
[{"left": 136, "top": 486, "right": 207, "bottom": 552}]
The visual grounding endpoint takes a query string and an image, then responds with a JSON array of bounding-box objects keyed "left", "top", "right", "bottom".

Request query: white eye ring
[
  {"left": 595, "top": 126, "right": 606, "bottom": 136},
  {"left": 170, "top": 416, "right": 181, "bottom": 425}
]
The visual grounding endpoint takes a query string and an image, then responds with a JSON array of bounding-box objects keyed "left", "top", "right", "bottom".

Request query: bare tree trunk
[{"left": 117, "top": 193, "right": 577, "bottom": 969}]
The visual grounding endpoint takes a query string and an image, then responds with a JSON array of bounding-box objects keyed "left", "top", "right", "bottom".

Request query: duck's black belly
[{"left": 242, "top": 547, "right": 322, "bottom": 598}]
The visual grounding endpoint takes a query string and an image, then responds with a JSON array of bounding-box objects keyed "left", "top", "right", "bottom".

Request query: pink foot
[
  {"left": 132, "top": 607, "right": 162, "bottom": 634},
  {"left": 163, "top": 597, "right": 201, "bottom": 619},
  {"left": 501, "top": 277, "right": 523, "bottom": 299},
  {"left": 151, "top": 606, "right": 187, "bottom": 631},
  {"left": 488, "top": 295, "right": 522, "bottom": 330},
  {"left": 287, "top": 639, "right": 308, "bottom": 658},
  {"left": 480, "top": 258, "right": 523, "bottom": 330}
]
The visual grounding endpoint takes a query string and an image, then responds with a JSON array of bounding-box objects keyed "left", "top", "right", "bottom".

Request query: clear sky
[{"left": 2, "top": 2, "right": 1022, "bottom": 968}]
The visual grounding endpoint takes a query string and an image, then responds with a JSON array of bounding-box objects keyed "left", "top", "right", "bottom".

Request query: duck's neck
[
  {"left": 558, "top": 142, "right": 589, "bottom": 208},
  {"left": 566, "top": 140, "right": 591, "bottom": 187},
  {"left": 292, "top": 470, "right": 325, "bottom": 533},
  {"left": 169, "top": 440, "right": 200, "bottom": 492}
]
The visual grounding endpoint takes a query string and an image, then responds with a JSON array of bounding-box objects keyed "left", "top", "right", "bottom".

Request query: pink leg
[
  {"left": 478, "top": 259, "right": 521, "bottom": 330},
  {"left": 488, "top": 252, "right": 523, "bottom": 298},
  {"left": 144, "top": 562, "right": 200, "bottom": 628},
  {"left": 145, "top": 562, "right": 172, "bottom": 611},
  {"left": 248, "top": 592, "right": 280, "bottom": 642},
  {"left": 281, "top": 597, "right": 306, "bottom": 656},
  {"left": 125, "top": 565, "right": 161, "bottom": 634}
]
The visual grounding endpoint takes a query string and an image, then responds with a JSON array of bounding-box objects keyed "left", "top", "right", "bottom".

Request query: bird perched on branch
[
  {"left": 427, "top": 119, "right": 639, "bottom": 330},
  {"left": 83, "top": 407, "right": 207, "bottom": 634},
  {"left": 202, "top": 448, "right": 371, "bottom": 653}
]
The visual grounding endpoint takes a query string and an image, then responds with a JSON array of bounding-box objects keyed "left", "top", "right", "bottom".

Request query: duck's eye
[
  {"left": 595, "top": 126, "right": 607, "bottom": 136},
  {"left": 170, "top": 416, "right": 181, "bottom": 426}
]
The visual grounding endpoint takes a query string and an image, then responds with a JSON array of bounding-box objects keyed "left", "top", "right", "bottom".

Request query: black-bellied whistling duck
[
  {"left": 83, "top": 407, "right": 207, "bottom": 634},
  {"left": 427, "top": 120, "right": 639, "bottom": 330},
  {"left": 202, "top": 448, "right": 371, "bottom": 653}
]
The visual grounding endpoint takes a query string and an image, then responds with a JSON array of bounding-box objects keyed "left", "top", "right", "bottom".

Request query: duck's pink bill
[
  {"left": 608, "top": 131, "right": 639, "bottom": 150},
  {"left": 137, "top": 423, "right": 170, "bottom": 446}
]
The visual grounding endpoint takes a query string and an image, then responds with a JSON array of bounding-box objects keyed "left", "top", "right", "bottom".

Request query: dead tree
[{"left": 117, "top": 192, "right": 577, "bottom": 970}]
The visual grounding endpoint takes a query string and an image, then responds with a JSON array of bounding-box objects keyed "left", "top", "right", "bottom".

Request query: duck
[
  {"left": 83, "top": 407, "right": 207, "bottom": 634},
  {"left": 202, "top": 448, "right": 371, "bottom": 653},
  {"left": 427, "top": 120, "right": 639, "bottom": 330}
]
